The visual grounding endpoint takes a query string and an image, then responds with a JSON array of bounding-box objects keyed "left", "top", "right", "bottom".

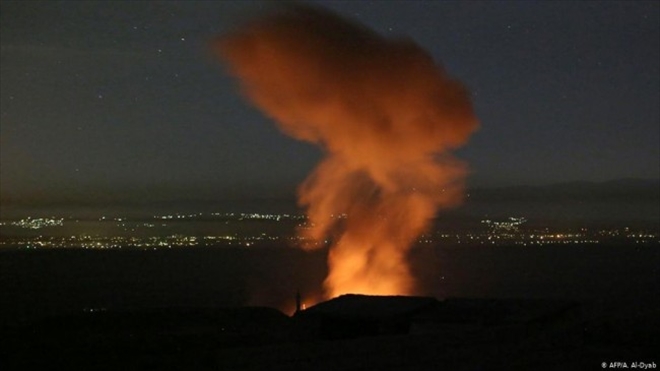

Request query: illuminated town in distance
[{"left": 1, "top": 212, "right": 657, "bottom": 250}]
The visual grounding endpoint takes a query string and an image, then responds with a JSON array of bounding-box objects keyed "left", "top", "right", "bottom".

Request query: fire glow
[{"left": 216, "top": 5, "right": 477, "bottom": 299}]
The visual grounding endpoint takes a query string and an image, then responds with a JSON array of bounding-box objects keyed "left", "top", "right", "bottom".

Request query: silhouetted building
[
  {"left": 295, "top": 294, "right": 582, "bottom": 343},
  {"left": 294, "top": 294, "right": 437, "bottom": 339}
]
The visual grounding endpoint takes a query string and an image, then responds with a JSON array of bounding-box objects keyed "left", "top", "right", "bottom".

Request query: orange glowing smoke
[{"left": 215, "top": 5, "right": 478, "bottom": 299}]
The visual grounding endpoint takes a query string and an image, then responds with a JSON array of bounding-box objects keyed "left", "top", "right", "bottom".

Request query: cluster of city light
[
  {"left": 152, "top": 212, "right": 306, "bottom": 221},
  {"left": 0, "top": 233, "right": 328, "bottom": 250},
  {"left": 1, "top": 214, "right": 657, "bottom": 250},
  {"left": 155, "top": 213, "right": 204, "bottom": 220},
  {"left": 0, "top": 217, "right": 64, "bottom": 229},
  {"left": 2, "top": 228, "right": 655, "bottom": 250},
  {"left": 0, "top": 235, "right": 201, "bottom": 250},
  {"left": 432, "top": 233, "right": 603, "bottom": 246},
  {"left": 481, "top": 217, "right": 527, "bottom": 232},
  {"left": 230, "top": 212, "right": 305, "bottom": 221}
]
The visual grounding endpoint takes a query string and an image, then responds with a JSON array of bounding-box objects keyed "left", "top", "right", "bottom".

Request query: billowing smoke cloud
[{"left": 215, "top": 4, "right": 477, "bottom": 299}]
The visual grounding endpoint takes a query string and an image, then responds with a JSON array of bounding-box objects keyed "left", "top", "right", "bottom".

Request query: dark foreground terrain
[
  {"left": 1, "top": 297, "right": 658, "bottom": 371},
  {"left": 1, "top": 244, "right": 658, "bottom": 370}
]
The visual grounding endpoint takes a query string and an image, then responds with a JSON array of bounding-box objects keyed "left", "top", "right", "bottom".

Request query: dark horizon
[{"left": 2, "top": 176, "right": 658, "bottom": 210}]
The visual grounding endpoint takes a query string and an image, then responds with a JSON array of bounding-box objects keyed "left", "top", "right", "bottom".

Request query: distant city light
[{"left": 0, "top": 213, "right": 657, "bottom": 250}]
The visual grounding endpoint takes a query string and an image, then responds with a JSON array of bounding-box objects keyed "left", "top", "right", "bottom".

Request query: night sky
[{"left": 1, "top": 1, "right": 658, "bottom": 207}]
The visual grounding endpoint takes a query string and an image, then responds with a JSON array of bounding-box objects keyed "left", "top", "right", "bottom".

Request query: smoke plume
[{"left": 216, "top": 5, "right": 478, "bottom": 299}]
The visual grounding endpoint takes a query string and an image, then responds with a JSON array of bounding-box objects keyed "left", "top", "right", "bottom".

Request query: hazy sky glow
[{"left": 1, "top": 1, "right": 658, "bottom": 206}]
